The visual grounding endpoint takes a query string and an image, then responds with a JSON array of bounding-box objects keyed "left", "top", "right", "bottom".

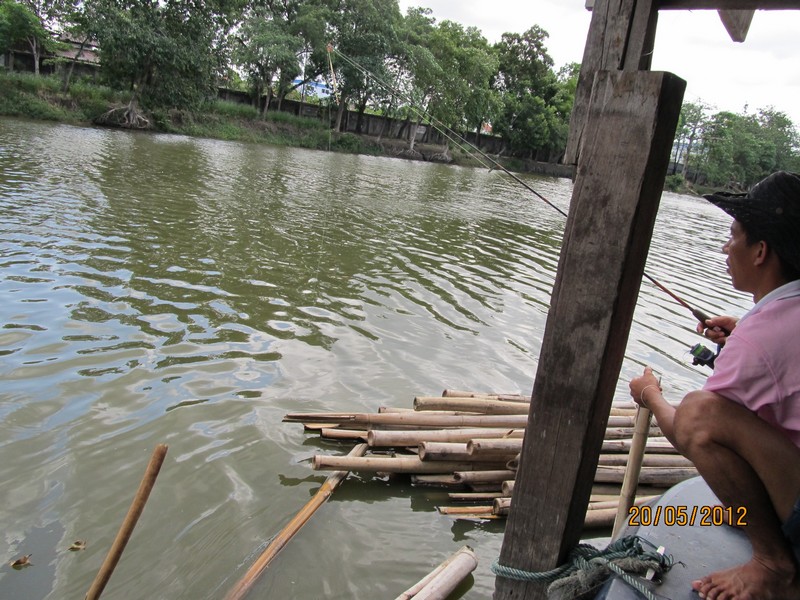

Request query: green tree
[
  {"left": 701, "top": 107, "right": 800, "bottom": 188},
  {"left": 232, "top": 9, "right": 303, "bottom": 115},
  {"left": 84, "top": 0, "right": 229, "bottom": 121},
  {"left": 0, "top": 0, "right": 57, "bottom": 75},
  {"left": 326, "top": 0, "right": 401, "bottom": 133},
  {"left": 427, "top": 21, "right": 497, "bottom": 140},
  {"left": 492, "top": 25, "right": 560, "bottom": 160},
  {"left": 673, "top": 101, "right": 711, "bottom": 181}
]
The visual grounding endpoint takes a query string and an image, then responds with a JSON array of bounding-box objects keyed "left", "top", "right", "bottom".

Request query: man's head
[{"left": 704, "top": 171, "right": 800, "bottom": 282}]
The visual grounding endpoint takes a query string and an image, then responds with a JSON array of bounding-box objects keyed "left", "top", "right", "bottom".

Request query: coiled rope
[{"left": 491, "top": 536, "right": 674, "bottom": 600}]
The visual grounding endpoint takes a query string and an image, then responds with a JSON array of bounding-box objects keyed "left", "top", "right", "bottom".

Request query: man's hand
[
  {"left": 629, "top": 366, "right": 661, "bottom": 409},
  {"left": 697, "top": 315, "right": 738, "bottom": 345}
]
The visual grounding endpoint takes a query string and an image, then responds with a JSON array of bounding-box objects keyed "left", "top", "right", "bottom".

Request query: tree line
[{"left": 1, "top": 0, "right": 798, "bottom": 181}]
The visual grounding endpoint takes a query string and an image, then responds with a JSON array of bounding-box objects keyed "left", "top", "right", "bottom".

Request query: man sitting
[{"left": 629, "top": 171, "right": 800, "bottom": 599}]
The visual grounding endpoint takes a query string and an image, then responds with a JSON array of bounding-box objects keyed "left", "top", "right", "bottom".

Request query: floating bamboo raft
[{"left": 284, "top": 389, "right": 696, "bottom": 529}]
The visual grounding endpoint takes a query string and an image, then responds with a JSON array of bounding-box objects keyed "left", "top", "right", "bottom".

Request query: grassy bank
[{"left": 0, "top": 72, "right": 485, "bottom": 163}]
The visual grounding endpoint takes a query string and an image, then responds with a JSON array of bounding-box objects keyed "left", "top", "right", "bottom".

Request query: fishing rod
[{"left": 326, "top": 46, "right": 722, "bottom": 338}]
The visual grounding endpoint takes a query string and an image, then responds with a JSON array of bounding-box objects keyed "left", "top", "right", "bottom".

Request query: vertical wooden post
[
  {"left": 493, "top": 70, "right": 685, "bottom": 600},
  {"left": 565, "top": 0, "right": 659, "bottom": 166}
]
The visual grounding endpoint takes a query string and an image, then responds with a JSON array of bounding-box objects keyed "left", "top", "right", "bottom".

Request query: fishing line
[{"left": 326, "top": 46, "right": 715, "bottom": 328}]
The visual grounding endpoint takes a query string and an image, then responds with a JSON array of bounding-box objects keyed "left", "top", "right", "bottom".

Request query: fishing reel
[{"left": 689, "top": 343, "right": 718, "bottom": 369}]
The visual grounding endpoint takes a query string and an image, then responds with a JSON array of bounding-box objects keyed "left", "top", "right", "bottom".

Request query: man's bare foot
[{"left": 692, "top": 556, "right": 800, "bottom": 600}]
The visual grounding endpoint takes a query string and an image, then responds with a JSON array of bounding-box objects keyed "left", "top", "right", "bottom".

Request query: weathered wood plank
[
  {"left": 565, "top": 0, "right": 658, "bottom": 166},
  {"left": 718, "top": 9, "right": 755, "bottom": 41},
  {"left": 585, "top": 0, "right": 800, "bottom": 8},
  {"left": 658, "top": 0, "right": 800, "bottom": 8},
  {"left": 494, "top": 70, "right": 685, "bottom": 600}
]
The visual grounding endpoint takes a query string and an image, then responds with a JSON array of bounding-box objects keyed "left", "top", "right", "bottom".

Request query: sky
[{"left": 396, "top": 0, "right": 800, "bottom": 127}]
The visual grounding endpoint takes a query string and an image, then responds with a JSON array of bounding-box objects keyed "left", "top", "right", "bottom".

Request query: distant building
[{"left": 1, "top": 34, "right": 100, "bottom": 78}]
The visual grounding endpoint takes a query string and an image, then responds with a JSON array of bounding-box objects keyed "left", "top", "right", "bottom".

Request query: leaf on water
[
  {"left": 10, "top": 554, "right": 32, "bottom": 568},
  {"left": 68, "top": 540, "right": 87, "bottom": 551}
]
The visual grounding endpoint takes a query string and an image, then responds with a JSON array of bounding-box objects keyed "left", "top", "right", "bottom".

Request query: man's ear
[{"left": 753, "top": 240, "right": 769, "bottom": 266}]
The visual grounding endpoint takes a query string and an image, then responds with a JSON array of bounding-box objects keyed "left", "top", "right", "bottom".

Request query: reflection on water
[{"left": 0, "top": 117, "right": 749, "bottom": 599}]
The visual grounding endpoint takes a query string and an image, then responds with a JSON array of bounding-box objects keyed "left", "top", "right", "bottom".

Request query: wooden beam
[
  {"left": 718, "top": 9, "right": 755, "bottom": 41},
  {"left": 657, "top": 1, "right": 800, "bottom": 8},
  {"left": 493, "top": 70, "right": 685, "bottom": 600},
  {"left": 586, "top": 0, "right": 800, "bottom": 8},
  {"left": 566, "top": 0, "right": 659, "bottom": 166}
]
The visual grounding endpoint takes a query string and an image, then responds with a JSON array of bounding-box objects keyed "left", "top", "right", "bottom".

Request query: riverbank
[{"left": 0, "top": 71, "right": 578, "bottom": 178}]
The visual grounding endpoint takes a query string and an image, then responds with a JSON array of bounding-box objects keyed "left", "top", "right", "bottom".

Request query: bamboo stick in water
[
  {"left": 224, "top": 444, "right": 367, "bottom": 600},
  {"left": 395, "top": 545, "right": 479, "bottom": 600},
  {"left": 86, "top": 444, "right": 168, "bottom": 600},
  {"left": 368, "top": 428, "right": 522, "bottom": 447}
]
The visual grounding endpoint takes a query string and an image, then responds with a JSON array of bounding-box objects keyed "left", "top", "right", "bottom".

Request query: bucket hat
[{"left": 704, "top": 171, "right": 800, "bottom": 275}]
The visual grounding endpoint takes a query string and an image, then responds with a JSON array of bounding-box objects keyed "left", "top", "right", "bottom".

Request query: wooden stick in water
[
  {"left": 395, "top": 545, "right": 479, "bottom": 600},
  {"left": 224, "top": 443, "right": 368, "bottom": 600},
  {"left": 85, "top": 444, "right": 168, "bottom": 600}
]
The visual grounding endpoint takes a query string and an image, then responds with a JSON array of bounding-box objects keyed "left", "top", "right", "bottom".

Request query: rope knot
[{"left": 491, "top": 536, "right": 673, "bottom": 600}]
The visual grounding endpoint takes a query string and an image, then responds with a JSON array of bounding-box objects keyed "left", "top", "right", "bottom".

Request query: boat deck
[{"left": 597, "top": 476, "right": 752, "bottom": 599}]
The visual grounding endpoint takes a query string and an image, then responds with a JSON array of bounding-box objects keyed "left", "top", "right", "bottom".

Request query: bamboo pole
[
  {"left": 285, "top": 412, "right": 529, "bottom": 429},
  {"left": 604, "top": 426, "right": 663, "bottom": 439},
  {"left": 410, "top": 474, "right": 463, "bottom": 487},
  {"left": 224, "top": 444, "right": 367, "bottom": 600},
  {"left": 368, "top": 428, "right": 522, "bottom": 447},
  {"left": 85, "top": 444, "right": 168, "bottom": 600},
  {"left": 395, "top": 545, "right": 479, "bottom": 600},
  {"left": 613, "top": 406, "right": 651, "bottom": 539},
  {"left": 466, "top": 438, "right": 524, "bottom": 458},
  {"left": 601, "top": 437, "right": 677, "bottom": 454},
  {"left": 583, "top": 507, "right": 617, "bottom": 529},
  {"left": 405, "top": 545, "right": 478, "bottom": 600},
  {"left": 437, "top": 505, "right": 494, "bottom": 515},
  {"left": 453, "top": 470, "right": 517, "bottom": 484},
  {"left": 598, "top": 453, "right": 693, "bottom": 468},
  {"left": 312, "top": 454, "right": 507, "bottom": 474},
  {"left": 414, "top": 397, "right": 530, "bottom": 415},
  {"left": 595, "top": 465, "right": 698, "bottom": 485},
  {"left": 448, "top": 492, "right": 504, "bottom": 501},
  {"left": 442, "top": 390, "right": 527, "bottom": 402},
  {"left": 492, "top": 497, "right": 512, "bottom": 515},
  {"left": 320, "top": 428, "right": 369, "bottom": 441},
  {"left": 419, "top": 442, "right": 512, "bottom": 462}
]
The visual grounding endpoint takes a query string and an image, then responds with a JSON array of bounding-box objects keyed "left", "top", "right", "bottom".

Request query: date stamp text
[{"left": 627, "top": 505, "right": 747, "bottom": 527}]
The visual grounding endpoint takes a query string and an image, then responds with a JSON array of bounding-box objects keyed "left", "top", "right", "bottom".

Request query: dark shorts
[{"left": 783, "top": 496, "right": 800, "bottom": 562}]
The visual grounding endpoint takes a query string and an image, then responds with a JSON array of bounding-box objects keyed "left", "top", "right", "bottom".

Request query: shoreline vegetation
[
  {"left": 0, "top": 71, "right": 578, "bottom": 179},
  {"left": 1, "top": 71, "right": 715, "bottom": 195}
]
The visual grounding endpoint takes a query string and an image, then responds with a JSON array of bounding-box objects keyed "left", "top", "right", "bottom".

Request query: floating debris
[
  {"left": 285, "top": 389, "right": 698, "bottom": 528},
  {"left": 69, "top": 540, "right": 87, "bottom": 551},
  {"left": 10, "top": 554, "right": 32, "bottom": 569}
]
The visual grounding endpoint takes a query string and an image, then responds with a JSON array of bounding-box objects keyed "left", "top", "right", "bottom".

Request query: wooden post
[
  {"left": 565, "top": 0, "right": 659, "bottom": 166},
  {"left": 493, "top": 70, "right": 685, "bottom": 600}
]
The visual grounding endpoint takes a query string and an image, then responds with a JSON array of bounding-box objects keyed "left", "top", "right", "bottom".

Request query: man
[{"left": 629, "top": 171, "right": 800, "bottom": 600}]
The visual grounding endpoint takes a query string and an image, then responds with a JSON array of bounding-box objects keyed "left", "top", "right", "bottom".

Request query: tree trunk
[
  {"left": 262, "top": 88, "right": 273, "bottom": 117},
  {"left": 62, "top": 37, "right": 89, "bottom": 93},
  {"left": 29, "top": 37, "right": 40, "bottom": 76},
  {"left": 396, "top": 116, "right": 409, "bottom": 140},
  {"left": 335, "top": 99, "right": 346, "bottom": 132},
  {"left": 408, "top": 117, "right": 422, "bottom": 152}
]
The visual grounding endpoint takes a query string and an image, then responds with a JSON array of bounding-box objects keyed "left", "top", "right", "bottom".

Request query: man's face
[{"left": 722, "top": 219, "right": 761, "bottom": 292}]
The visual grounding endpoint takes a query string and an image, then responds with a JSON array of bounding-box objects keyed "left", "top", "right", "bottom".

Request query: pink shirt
[{"left": 703, "top": 281, "right": 800, "bottom": 447}]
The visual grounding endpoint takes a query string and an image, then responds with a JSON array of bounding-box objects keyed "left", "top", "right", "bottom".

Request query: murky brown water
[{"left": 0, "top": 117, "right": 749, "bottom": 599}]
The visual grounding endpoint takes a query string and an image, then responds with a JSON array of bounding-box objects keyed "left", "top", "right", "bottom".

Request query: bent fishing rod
[{"left": 327, "top": 46, "right": 722, "bottom": 335}]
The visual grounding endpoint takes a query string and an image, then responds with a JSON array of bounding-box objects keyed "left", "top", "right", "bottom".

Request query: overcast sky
[{"left": 396, "top": 1, "right": 800, "bottom": 127}]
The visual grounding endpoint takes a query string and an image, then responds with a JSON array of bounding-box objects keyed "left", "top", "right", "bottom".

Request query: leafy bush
[
  {"left": 210, "top": 100, "right": 259, "bottom": 120},
  {"left": 664, "top": 174, "right": 686, "bottom": 192},
  {"left": 266, "top": 109, "right": 326, "bottom": 131}
]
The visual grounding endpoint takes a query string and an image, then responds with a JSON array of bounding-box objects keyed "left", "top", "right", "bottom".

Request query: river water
[{"left": 0, "top": 118, "right": 751, "bottom": 599}]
